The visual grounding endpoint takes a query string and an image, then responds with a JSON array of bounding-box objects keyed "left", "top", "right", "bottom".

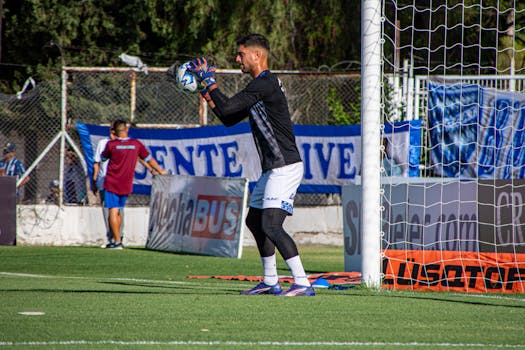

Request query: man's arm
[
  {"left": 92, "top": 139, "right": 107, "bottom": 194},
  {"left": 138, "top": 142, "right": 168, "bottom": 175},
  {"left": 146, "top": 157, "right": 168, "bottom": 175},
  {"left": 19, "top": 174, "right": 30, "bottom": 188},
  {"left": 16, "top": 162, "right": 29, "bottom": 188},
  {"left": 92, "top": 162, "right": 100, "bottom": 194},
  {"left": 188, "top": 57, "right": 255, "bottom": 126},
  {"left": 205, "top": 88, "right": 255, "bottom": 126},
  {"left": 139, "top": 158, "right": 158, "bottom": 175}
]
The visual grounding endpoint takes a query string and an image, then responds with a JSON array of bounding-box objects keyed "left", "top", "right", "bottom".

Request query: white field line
[
  {"left": 0, "top": 271, "right": 190, "bottom": 285},
  {"left": 0, "top": 340, "right": 524, "bottom": 348},
  {"left": 0, "top": 271, "right": 258, "bottom": 289},
  {"left": 450, "top": 292, "right": 525, "bottom": 303},
  {"left": 375, "top": 289, "right": 525, "bottom": 303}
]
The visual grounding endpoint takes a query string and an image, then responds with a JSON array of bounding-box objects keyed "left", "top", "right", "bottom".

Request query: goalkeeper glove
[{"left": 188, "top": 57, "right": 217, "bottom": 95}]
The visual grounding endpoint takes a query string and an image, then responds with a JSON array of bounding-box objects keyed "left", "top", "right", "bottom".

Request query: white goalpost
[
  {"left": 358, "top": 0, "right": 525, "bottom": 293},
  {"left": 361, "top": 0, "right": 383, "bottom": 288}
]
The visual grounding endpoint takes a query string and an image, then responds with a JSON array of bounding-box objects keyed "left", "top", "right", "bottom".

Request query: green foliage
[
  {"left": 326, "top": 87, "right": 360, "bottom": 125},
  {"left": 3, "top": 0, "right": 523, "bottom": 92},
  {"left": 383, "top": 0, "right": 525, "bottom": 75},
  {"left": 1, "top": 0, "right": 360, "bottom": 93}
]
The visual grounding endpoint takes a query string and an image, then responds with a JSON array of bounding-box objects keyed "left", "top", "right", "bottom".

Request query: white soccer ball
[{"left": 176, "top": 62, "right": 200, "bottom": 93}]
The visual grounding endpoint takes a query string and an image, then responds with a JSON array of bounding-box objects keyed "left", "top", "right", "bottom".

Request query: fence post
[
  {"left": 130, "top": 70, "right": 137, "bottom": 123},
  {"left": 59, "top": 67, "right": 68, "bottom": 206},
  {"left": 199, "top": 95, "right": 208, "bottom": 125}
]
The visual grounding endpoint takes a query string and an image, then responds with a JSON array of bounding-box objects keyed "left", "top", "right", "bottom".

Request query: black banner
[
  {"left": 0, "top": 176, "right": 16, "bottom": 245},
  {"left": 478, "top": 180, "right": 525, "bottom": 253}
]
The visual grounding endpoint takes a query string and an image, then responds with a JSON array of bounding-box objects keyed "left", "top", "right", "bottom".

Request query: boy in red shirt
[{"left": 101, "top": 119, "right": 168, "bottom": 249}]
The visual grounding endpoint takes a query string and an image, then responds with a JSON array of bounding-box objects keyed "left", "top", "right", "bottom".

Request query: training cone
[{"left": 311, "top": 278, "right": 330, "bottom": 288}]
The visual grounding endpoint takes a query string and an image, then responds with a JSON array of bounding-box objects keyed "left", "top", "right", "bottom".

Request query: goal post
[
  {"left": 357, "top": 0, "right": 525, "bottom": 293},
  {"left": 361, "top": 0, "right": 383, "bottom": 288}
]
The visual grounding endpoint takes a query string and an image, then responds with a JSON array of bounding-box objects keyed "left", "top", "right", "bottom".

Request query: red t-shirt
[{"left": 101, "top": 138, "right": 150, "bottom": 195}]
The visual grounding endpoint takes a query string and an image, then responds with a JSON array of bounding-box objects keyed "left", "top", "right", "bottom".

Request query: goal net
[{"left": 377, "top": 0, "right": 525, "bottom": 293}]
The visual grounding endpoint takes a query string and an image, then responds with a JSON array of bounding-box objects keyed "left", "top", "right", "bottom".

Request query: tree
[
  {"left": 383, "top": 0, "right": 525, "bottom": 75},
  {"left": 1, "top": 0, "right": 359, "bottom": 93}
]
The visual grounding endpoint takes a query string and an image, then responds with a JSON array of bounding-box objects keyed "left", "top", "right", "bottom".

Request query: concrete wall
[{"left": 16, "top": 205, "right": 344, "bottom": 247}]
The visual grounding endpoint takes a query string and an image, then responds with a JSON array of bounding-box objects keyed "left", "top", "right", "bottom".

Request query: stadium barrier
[
  {"left": 343, "top": 178, "right": 525, "bottom": 293},
  {"left": 15, "top": 205, "right": 343, "bottom": 248},
  {"left": 0, "top": 177, "right": 17, "bottom": 245}
]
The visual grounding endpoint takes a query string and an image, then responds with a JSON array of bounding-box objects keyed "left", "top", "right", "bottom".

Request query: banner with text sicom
[
  {"left": 146, "top": 174, "right": 248, "bottom": 258},
  {"left": 343, "top": 179, "right": 525, "bottom": 293}
]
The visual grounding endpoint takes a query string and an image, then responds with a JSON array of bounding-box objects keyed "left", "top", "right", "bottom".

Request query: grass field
[{"left": 1, "top": 245, "right": 525, "bottom": 350}]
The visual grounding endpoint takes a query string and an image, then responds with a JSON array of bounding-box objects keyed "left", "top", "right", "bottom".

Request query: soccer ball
[{"left": 176, "top": 62, "right": 200, "bottom": 93}]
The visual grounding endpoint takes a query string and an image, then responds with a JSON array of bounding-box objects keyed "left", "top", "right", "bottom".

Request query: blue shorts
[{"left": 104, "top": 191, "right": 128, "bottom": 209}]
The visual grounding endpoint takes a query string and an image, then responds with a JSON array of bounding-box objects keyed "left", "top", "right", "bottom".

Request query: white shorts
[{"left": 249, "top": 162, "right": 303, "bottom": 215}]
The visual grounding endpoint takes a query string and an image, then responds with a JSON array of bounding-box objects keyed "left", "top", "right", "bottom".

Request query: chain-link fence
[
  {"left": 0, "top": 68, "right": 360, "bottom": 206},
  {"left": 0, "top": 78, "right": 62, "bottom": 205}
]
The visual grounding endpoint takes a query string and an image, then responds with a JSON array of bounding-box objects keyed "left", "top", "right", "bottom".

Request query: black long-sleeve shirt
[{"left": 210, "top": 70, "right": 302, "bottom": 172}]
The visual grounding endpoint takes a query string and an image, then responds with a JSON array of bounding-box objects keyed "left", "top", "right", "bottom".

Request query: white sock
[
  {"left": 285, "top": 255, "right": 311, "bottom": 287},
  {"left": 261, "top": 254, "right": 279, "bottom": 286}
]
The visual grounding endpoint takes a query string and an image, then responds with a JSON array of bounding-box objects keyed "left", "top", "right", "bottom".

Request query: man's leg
[
  {"left": 103, "top": 208, "right": 111, "bottom": 241},
  {"left": 245, "top": 208, "right": 279, "bottom": 286},
  {"left": 103, "top": 191, "right": 125, "bottom": 249},
  {"left": 119, "top": 207, "right": 125, "bottom": 242},
  {"left": 260, "top": 208, "right": 297, "bottom": 258},
  {"left": 260, "top": 208, "right": 310, "bottom": 287},
  {"left": 246, "top": 207, "right": 275, "bottom": 257},
  {"left": 108, "top": 207, "right": 122, "bottom": 243},
  {"left": 100, "top": 190, "right": 112, "bottom": 243}
]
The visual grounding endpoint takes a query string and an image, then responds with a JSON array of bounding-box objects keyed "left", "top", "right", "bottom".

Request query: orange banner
[{"left": 383, "top": 250, "right": 525, "bottom": 293}]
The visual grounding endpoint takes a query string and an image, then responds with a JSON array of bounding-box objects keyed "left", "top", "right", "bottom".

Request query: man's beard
[{"left": 240, "top": 64, "right": 250, "bottom": 74}]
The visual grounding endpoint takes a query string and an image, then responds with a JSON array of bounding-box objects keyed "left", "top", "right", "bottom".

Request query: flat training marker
[{"left": 18, "top": 311, "right": 45, "bottom": 316}]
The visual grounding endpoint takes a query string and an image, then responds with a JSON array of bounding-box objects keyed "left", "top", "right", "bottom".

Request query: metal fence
[{"left": 0, "top": 68, "right": 360, "bottom": 206}]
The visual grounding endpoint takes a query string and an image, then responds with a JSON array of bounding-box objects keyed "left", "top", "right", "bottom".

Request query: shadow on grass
[
  {"left": 349, "top": 289, "right": 525, "bottom": 309},
  {"left": 0, "top": 279, "right": 243, "bottom": 295}
]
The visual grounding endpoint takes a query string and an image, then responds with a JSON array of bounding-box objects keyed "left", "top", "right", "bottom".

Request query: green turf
[{"left": 0, "top": 245, "right": 524, "bottom": 350}]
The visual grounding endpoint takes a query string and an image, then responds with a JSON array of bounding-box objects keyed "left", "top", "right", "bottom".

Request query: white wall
[{"left": 16, "top": 205, "right": 343, "bottom": 247}]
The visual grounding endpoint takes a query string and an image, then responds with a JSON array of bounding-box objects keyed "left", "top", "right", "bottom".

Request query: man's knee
[
  {"left": 245, "top": 208, "right": 262, "bottom": 233},
  {"left": 260, "top": 209, "right": 287, "bottom": 240}
]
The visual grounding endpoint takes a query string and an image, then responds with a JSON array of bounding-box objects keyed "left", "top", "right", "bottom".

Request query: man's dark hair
[
  {"left": 237, "top": 34, "right": 270, "bottom": 51},
  {"left": 111, "top": 119, "right": 127, "bottom": 133}
]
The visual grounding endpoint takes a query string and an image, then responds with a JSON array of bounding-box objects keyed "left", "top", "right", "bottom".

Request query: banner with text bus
[
  {"left": 146, "top": 174, "right": 248, "bottom": 258},
  {"left": 77, "top": 120, "right": 421, "bottom": 195}
]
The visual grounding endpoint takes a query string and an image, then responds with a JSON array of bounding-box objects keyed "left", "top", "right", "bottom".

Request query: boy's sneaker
[
  {"left": 106, "top": 241, "right": 124, "bottom": 250},
  {"left": 279, "top": 284, "right": 316, "bottom": 297},
  {"left": 240, "top": 282, "right": 282, "bottom": 295},
  {"left": 101, "top": 240, "right": 114, "bottom": 249}
]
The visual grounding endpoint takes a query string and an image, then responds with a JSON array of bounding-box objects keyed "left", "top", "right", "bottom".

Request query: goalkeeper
[{"left": 176, "top": 34, "right": 314, "bottom": 296}]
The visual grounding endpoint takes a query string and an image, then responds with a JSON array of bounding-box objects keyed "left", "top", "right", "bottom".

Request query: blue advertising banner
[
  {"left": 428, "top": 82, "right": 525, "bottom": 178},
  {"left": 77, "top": 121, "right": 421, "bottom": 194}
]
